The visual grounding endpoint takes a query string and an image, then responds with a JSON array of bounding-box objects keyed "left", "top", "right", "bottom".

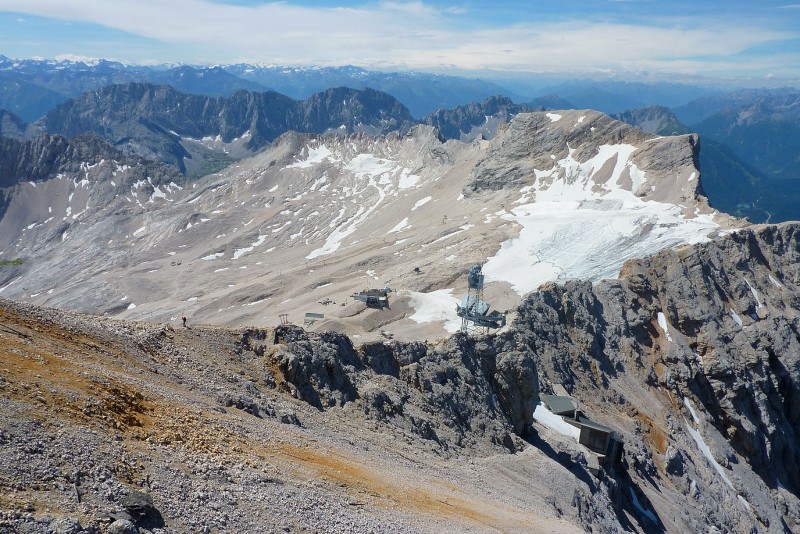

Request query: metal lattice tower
[
  {"left": 460, "top": 265, "right": 486, "bottom": 334},
  {"left": 456, "top": 264, "right": 506, "bottom": 335}
]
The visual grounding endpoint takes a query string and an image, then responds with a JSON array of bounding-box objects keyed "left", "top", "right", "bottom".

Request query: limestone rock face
[
  {"left": 0, "top": 133, "right": 179, "bottom": 190},
  {"left": 611, "top": 105, "right": 690, "bottom": 136},
  {"left": 510, "top": 222, "right": 800, "bottom": 533},
  {"left": 466, "top": 111, "right": 652, "bottom": 196},
  {"left": 272, "top": 327, "right": 538, "bottom": 452},
  {"left": 0, "top": 109, "right": 31, "bottom": 140}
]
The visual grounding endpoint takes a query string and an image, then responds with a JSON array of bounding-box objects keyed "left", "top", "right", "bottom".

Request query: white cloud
[{"left": 0, "top": 0, "right": 797, "bottom": 76}]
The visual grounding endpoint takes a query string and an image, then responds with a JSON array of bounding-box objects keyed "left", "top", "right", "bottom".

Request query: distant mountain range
[
  {"left": 26, "top": 83, "right": 415, "bottom": 176},
  {"left": 1, "top": 56, "right": 800, "bottom": 223},
  {"left": 0, "top": 57, "right": 527, "bottom": 120}
]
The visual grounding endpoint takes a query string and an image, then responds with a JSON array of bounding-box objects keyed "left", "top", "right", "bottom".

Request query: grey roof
[
  {"left": 541, "top": 394, "right": 576, "bottom": 416},
  {"left": 576, "top": 415, "right": 613, "bottom": 434}
]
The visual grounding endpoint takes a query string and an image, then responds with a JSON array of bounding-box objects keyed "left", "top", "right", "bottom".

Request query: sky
[{"left": 1, "top": 0, "right": 799, "bottom": 82}]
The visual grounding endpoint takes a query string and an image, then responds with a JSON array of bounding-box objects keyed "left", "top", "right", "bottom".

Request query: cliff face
[
  {"left": 510, "top": 223, "right": 800, "bottom": 532},
  {"left": 0, "top": 133, "right": 180, "bottom": 189},
  {"left": 0, "top": 132, "right": 183, "bottom": 258}
]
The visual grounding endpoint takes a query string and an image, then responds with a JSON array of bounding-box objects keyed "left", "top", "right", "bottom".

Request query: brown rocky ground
[{"left": 0, "top": 297, "right": 581, "bottom": 533}]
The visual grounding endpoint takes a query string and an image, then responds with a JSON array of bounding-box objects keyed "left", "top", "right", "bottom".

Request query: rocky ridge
[
  {"left": 36, "top": 83, "right": 416, "bottom": 174},
  {"left": 0, "top": 109, "right": 30, "bottom": 140},
  {"left": 517, "top": 222, "right": 800, "bottom": 532}
]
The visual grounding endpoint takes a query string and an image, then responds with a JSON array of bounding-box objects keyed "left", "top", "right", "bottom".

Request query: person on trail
[{"left": 182, "top": 316, "right": 187, "bottom": 327}]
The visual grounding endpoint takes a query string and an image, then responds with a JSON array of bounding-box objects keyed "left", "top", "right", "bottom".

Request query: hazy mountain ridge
[
  {"left": 690, "top": 91, "right": 800, "bottom": 182},
  {"left": 224, "top": 64, "right": 529, "bottom": 118},
  {"left": 534, "top": 80, "right": 717, "bottom": 114},
  {"left": 36, "top": 83, "right": 416, "bottom": 175},
  {"left": 611, "top": 105, "right": 690, "bottom": 136},
  {"left": 0, "top": 58, "right": 527, "bottom": 122}
]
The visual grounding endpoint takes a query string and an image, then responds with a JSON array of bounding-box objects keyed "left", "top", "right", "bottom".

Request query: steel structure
[{"left": 456, "top": 264, "right": 506, "bottom": 334}]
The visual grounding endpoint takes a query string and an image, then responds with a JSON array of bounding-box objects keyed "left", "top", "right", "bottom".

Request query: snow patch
[
  {"left": 483, "top": 144, "right": 718, "bottom": 295},
  {"left": 233, "top": 234, "right": 267, "bottom": 260},
  {"left": 407, "top": 289, "right": 461, "bottom": 333},
  {"left": 743, "top": 278, "right": 763, "bottom": 309},
  {"left": 398, "top": 169, "right": 420, "bottom": 189},
  {"left": 532, "top": 403, "right": 581, "bottom": 439},
  {"left": 630, "top": 488, "right": 658, "bottom": 523},
  {"left": 389, "top": 218, "right": 409, "bottom": 233},
  {"left": 412, "top": 196, "right": 432, "bottom": 210},
  {"left": 738, "top": 495, "right": 751, "bottom": 511},
  {"left": 286, "top": 145, "right": 334, "bottom": 169},
  {"left": 685, "top": 423, "right": 734, "bottom": 488},
  {"left": 546, "top": 113, "right": 563, "bottom": 122},
  {"left": 657, "top": 312, "right": 673, "bottom": 342},
  {"left": 683, "top": 397, "right": 700, "bottom": 425}
]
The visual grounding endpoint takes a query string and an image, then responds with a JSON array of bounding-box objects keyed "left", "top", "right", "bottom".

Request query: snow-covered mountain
[{"left": 0, "top": 110, "right": 741, "bottom": 341}]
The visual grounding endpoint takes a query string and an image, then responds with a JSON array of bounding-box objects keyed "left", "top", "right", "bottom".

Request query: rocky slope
[
  {"left": 0, "top": 295, "right": 574, "bottom": 533},
  {"left": 2, "top": 222, "right": 798, "bottom": 533},
  {"left": 0, "top": 110, "right": 741, "bottom": 342}
]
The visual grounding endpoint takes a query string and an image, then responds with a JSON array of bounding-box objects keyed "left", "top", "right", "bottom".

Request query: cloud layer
[{"left": 0, "top": 0, "right": 798, "bottom": 77}]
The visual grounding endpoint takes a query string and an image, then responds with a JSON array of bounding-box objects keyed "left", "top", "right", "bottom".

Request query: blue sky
[{"left": 1, "top": 1, "right": 799, "bottom": 82}]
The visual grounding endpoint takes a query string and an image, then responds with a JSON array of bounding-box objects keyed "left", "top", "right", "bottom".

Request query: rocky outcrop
[
  {"left": 461, "top": 109, "right": 721, "bottom": 221},
  {"left": 509, "top": 222, "right": 800, "bottom": 532},
  {"left": 0, "top": 133, "right": 179, "bottom": 189},
  {"left": 270, "top": 325, "right": 537, "bottom": 452}
]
